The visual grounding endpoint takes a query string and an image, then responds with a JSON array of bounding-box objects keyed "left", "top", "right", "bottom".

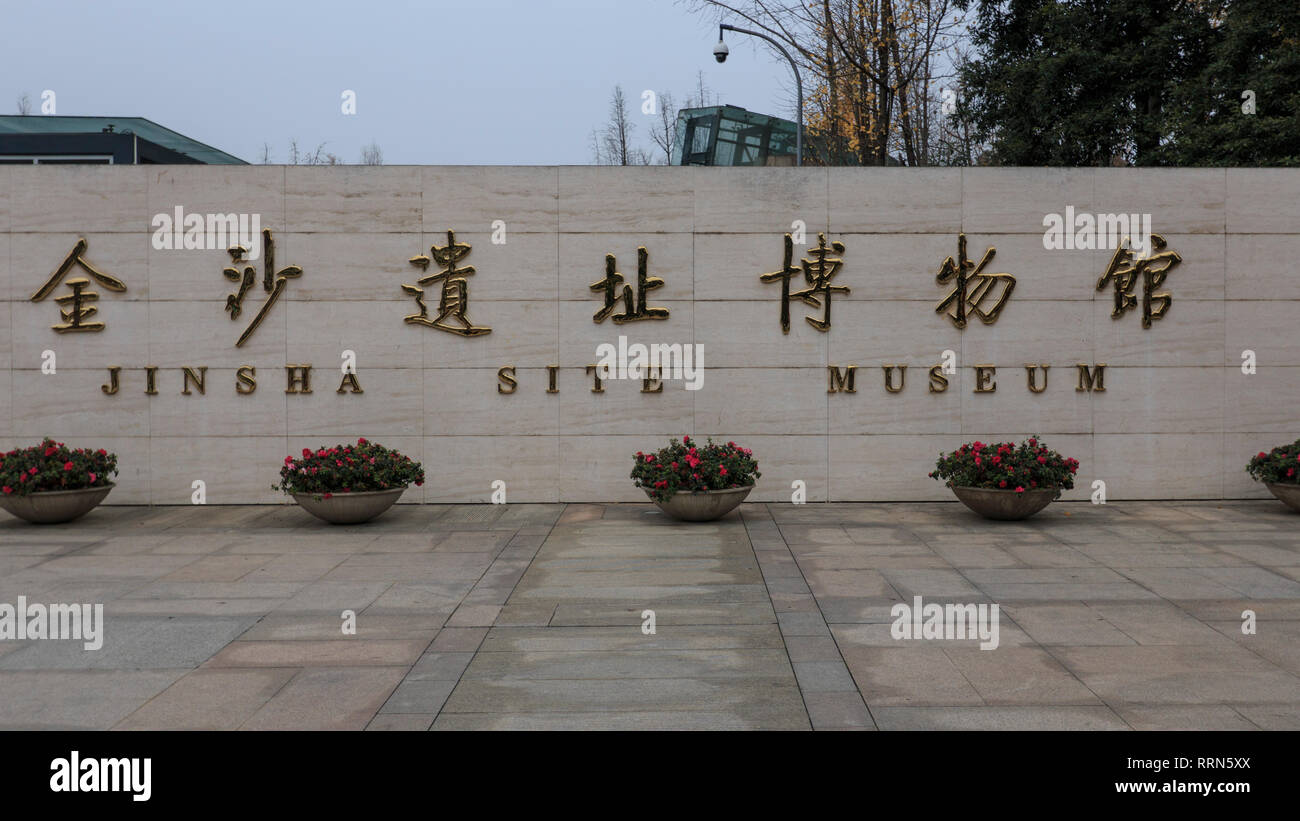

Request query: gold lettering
[
  {"left": 286, "top": 364, "right": 313, "bottom": 394},
  {"left": 336, "top": 371, "right": 363, "bottom": 394},
  {"left": 973, "top": 365, "right": 996, "bottom": 393},
  {"left": 546, "top": 364, "right": 559, "bottom": 394},
  {"left": 182, "top": 366, "right": 207, "bottom": 396},
  {"left": 1076, "top": 363, "right": 1107, "bottom": 393},
  {"left": 928, "top": 365, "right": 949, "bottom": 393},
  {"left": 882, "top": 364, "right": 907, "bottom": 393},
  {"left": 827, "top": 365, "right": 857, "bottom": 394},
  {"left": 145, "top": 365, "right": 158, "bottom": 396},
  {"left": 497, "top": 365, "right": 518, "bottom": 394},
  {"left": 1025, "top": 363, "right": 1049, "bottom": 393},
  {"left": 101, "top": 366, "right": 120, "bottom": 395},
  {"left": 641, "top": 367, "right": 663, "bottom": 393},
  {"left": 585, "top": 364, "right": 605, "bottom": 393},
  {"left": 236, "top": 366, "right": 257, "bottom": 395}
]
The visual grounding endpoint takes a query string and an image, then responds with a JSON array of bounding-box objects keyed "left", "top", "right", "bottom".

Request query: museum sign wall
[{"left": 0, "top": 165, "right": 1294, "bottom": 503}]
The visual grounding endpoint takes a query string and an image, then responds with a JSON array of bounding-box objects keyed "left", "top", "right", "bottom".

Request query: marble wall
[{"left": 0, "top": 165, "right": 1296, "bottom": 503}]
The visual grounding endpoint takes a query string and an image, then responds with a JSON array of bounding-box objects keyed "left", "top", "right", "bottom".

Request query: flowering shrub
[
  {"left": 631, "top": 436, "right": 760, "bottom": 503},
  {"left": 0, "top": 439, "right": 117, "bottom": 497},
  {"left": 275, "top": 438, "right": 424, "bottom": 497},
  {"left": 1247, "top": 439, "right": 1300, "bottom": 485},
  {"left": 928, "top": 437, "right": 1079, "bottom": 493}
]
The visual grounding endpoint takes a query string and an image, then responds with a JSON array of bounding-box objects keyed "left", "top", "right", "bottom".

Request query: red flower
[
  {"left": 1, "top": 487, "right": 10, "bottom": 495},
  {"left": 999, "top": 480, "right": 1007, "bottom": 488},
  {"left": 63, "top": 461, "right": 74, "bottom": 471},
  {"left": 719, "top": 467, "right": 728, "bottom": 476},
  {"left": 1014, "top": 486, "right": 1025, "bottom": 493},
  {"left": 357, "top": 437, "right": 368, "bottom": 445},
  {"left": 323, "top": 492, "right": 332, "bottom": 499},
  {"left": 88, "top": 473, "right": 96, "bottom": 483}
]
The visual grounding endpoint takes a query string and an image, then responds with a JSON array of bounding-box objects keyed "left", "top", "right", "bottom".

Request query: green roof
[{"left": 0, "top": 115, "right": 246, "bottom": 164}]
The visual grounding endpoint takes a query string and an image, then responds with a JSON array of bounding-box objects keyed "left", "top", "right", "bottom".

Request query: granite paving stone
[{"left": 2, "top": 501, "right": 1297, "bottom": 730}]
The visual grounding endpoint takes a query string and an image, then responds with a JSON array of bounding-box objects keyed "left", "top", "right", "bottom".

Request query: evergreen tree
[{"left": 954, "top": 0, "right": 1299, "bottom": 166}]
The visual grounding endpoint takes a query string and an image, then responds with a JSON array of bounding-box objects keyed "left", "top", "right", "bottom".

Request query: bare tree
[
  {"left": 686, "top": 70, "right": 718, "bottom": 108},
  {"left": 16, "top": 92, "right": 31, "bottom": 115},
  {"left": 285, "top": 139, "right": 341, "bottom": 165},
  {"left": 593, "top": 86, "right": 651, "bottom": 165},
  {"left": 360, "top": 141, "right": 383, "bottom": 165},
  {"left": 684, "top": 0, "right": 966, "bottom": 166},
  {"left": 258, "top": 142, "right": 272, "bottom": 164},
  {"left": 650, "top": 91, "right": 678, "bottom": 164}
]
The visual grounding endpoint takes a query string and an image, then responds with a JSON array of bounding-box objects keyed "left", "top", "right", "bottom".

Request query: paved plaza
[{"left": 0, "top": 501, "right": 1298, "bottom": 730}]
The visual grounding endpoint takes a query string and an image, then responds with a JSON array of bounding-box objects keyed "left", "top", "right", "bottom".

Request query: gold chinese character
[
  {"left": 403, "top": 229, "right": 491, "bottom": 336},
  {"left": 935, "top": 233, "right": 1015, "bottom": 328},
  {"left": 223, "top": 228, "right": 301, "bottom": 347},
  {"left": 761, "top": 232, "right": 848, "bottom": 333},
  {"left": 1097, "top": 234, "right": 1180, "bottom": 329},
  {"left": 591, "top": 246, "right": 668, "bottom": 323},
  {"left": 31, "top": 238, "right": 127, "bottom": 333}
]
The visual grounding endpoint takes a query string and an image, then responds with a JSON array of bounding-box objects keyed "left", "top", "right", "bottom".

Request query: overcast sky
[{"left": 2, "top": 0, "right": 793, "bottom": 165}]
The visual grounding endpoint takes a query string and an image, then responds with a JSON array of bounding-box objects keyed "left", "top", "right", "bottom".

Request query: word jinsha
[{"left": 98, "top": 365, "right": 363, "bottom": 397}]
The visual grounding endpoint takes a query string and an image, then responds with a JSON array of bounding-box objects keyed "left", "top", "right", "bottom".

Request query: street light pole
[{"left": 718, "top": 23, "right": 803, "bottom": 166}]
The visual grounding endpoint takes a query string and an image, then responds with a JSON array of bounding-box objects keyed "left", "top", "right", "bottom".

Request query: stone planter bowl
[
  {"left": 950, "top": 485, "right": 1060, "bottom": 521},
  {"left": 647, "top": 486, "right": 753, "bottom": 522},
  {"left": 291, "top": 487, "right": 406, "bottom": 525},
  {"left": 0, "top": 483, "right": 115, "bottom": 524},
  {"left": 1265, "top": 482, "right": 1300, "bottom": 513}
]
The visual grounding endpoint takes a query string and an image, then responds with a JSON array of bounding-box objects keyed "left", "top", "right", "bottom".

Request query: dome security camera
[{"left": 713, "top": 40, "right": 729, "bottom": 63}]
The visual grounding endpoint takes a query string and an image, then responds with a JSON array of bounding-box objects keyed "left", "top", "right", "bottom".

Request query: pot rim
[
  {"left": 2, "top": 482, "right": 116, "bottom": 498},
  {"left": 949, "top": 485, "right": 1061, "bottom": 494},
  {"left": 663, "top": 485, "right": 754, "bottom": 496},
  {"left": 290, "top": 487, "right": 408, "bottom": 499}
]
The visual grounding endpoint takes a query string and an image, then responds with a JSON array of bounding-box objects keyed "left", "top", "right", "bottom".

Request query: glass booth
[{"left": 670, "top": 105, "right": 799, "bottom": 166}]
